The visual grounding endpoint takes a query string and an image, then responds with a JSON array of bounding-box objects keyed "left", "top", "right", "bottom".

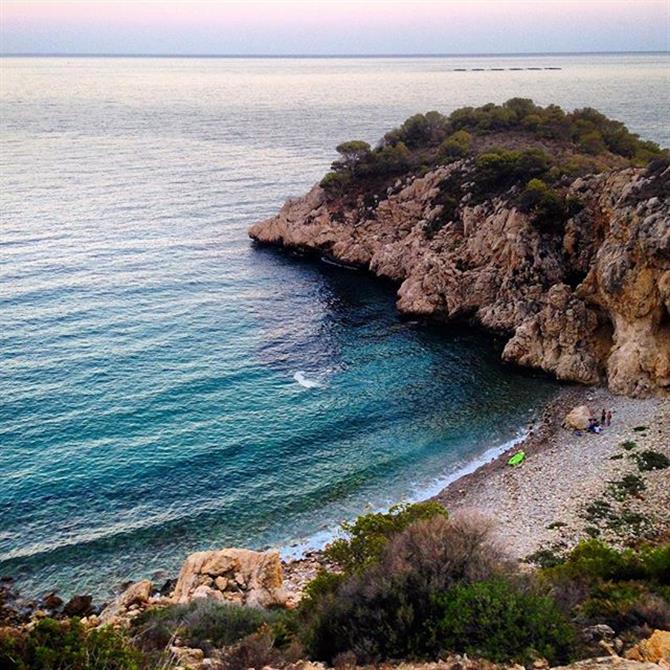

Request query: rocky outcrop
[
  {"left": 250, "top": 162, "right": 670, "bottom": 397},
  {"left": 99, "top": 579, "right": 152, "bottom": 625},
  {"left": 172, "top": 548, "right": 287, "bottom": 608},
  {"left": 625, "top": 629, "right": 670, "bottom": 665}
]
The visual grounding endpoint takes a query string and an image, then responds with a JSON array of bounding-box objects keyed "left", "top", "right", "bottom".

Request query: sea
[{"left": 1, "top": 52, "right": 668, "bottom": 599}]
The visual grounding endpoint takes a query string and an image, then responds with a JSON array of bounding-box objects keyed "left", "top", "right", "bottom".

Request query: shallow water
[{"left": 1, "top": 53, "right": 668, "bottom": 598}]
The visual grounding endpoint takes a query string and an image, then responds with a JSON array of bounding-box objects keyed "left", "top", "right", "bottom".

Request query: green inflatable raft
[{"left": 507, "top": 450, "right": 526, "bottom": 467}]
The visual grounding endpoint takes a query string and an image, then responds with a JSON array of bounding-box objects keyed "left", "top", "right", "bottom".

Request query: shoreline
[
  {"left": 4, "top": 384, "right": 668, "bottom": 606},
  {"left": 283, "top": 384, "right": 670, "bottom": 597}
]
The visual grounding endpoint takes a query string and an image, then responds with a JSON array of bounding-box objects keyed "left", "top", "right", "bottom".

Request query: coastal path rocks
[{"left": 172, "top": 547, "right": 287, "bottom": 608}]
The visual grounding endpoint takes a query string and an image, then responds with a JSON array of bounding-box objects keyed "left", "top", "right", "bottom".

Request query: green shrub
[
  {"left": 1, "top": 618, "right": 141, "bottom": 670},
  {"left": 319, "top": 170, "right": 351, "bottom": 193},
  {"left": 133, "top": 600, "right": 280, "bottom": 653},
  {"left": 578, "top": 581, "right": 670, "bottom": 630},
  {"left": 632, "top": 450, "right": 670, "bottom": 472},
  {"left": 384, "top": 111, "right": 450, "bottom": 148},
  {"left": 439, "top": 130, "right": 473, "bottom": 159},
  {"left": 578, "top": 130, "right": 607, "bottom": 155},
  {"left": 432, "top": 577, "right": 575, "bottom": 664},
  {"left": 520, "top": 179, "right": 567, "bottom": 229},
  {"left": 373, "top": 142, "right": 412, "bottom": 174},
  {"left": 621, "top": 440, "right": 638, "bottom": 450},
  {"left": 543, "top": 539, "right": 670, "bottom": 586},
  {"left": 525, "top": 548, "right": 564, "bottom": 569},
  {"left": 304, "top": 514, "right": 510, "bottom": 662},
  {"left": 607, "top": 474, "right": 646, "bottom": 501},
  {"left": 474, "top": 147, "right": 550, "bottom": 198},
  {"left": 324, "top": 501, "right": 448, "bottom": 575}
]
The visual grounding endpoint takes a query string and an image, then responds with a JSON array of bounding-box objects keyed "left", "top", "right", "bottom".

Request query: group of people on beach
[{"left": 587, "top": 408, "right": 613, "bottom": 434}]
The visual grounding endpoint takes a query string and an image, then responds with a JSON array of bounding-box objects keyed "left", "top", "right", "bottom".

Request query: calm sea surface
[{"left": 1, "top": 54, "right": 668, "bottom": 598}]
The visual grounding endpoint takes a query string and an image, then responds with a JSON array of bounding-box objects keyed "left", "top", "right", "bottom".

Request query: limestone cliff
[{"left": 250, "top": 158, "right": 669, "bottom": 397}]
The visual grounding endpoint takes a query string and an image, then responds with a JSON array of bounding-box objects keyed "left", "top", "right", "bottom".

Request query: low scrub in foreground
[
  {"left": 0, "top": 617, "right": 141, "bottom": 670},
  {"left": 3, "top": 505, "right": 669, "bottom": 669},
  {"left": 301, "top": 513, "right": 574, "bottom": 665}
]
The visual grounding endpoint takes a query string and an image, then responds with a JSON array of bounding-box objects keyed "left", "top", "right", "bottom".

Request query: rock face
[
  {"left": 172, "top": 548, "right": 286, "bottom": 608},
  {"left": 249, "top": 163, "right": 670, "bottom": 397}
]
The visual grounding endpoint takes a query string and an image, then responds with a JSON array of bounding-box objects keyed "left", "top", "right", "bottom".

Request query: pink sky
[{"left": 2, "top": 1, "right": 669, "bottom": 54}]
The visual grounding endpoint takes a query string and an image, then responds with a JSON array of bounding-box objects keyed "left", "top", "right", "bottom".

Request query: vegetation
[
  {"left": 439, "top": 129, "right": 473, "bottom": 159},
  {"left": 318, "top": 99, "right": 666, "bottom": 240},
  {"left": 322, "top": 501, "right": 448, "bottom": 575},
  {"left": 321, "top": 98, "right": 668, "bottom": 195},
  {"left": 540, "top": 540, "right": 670, "bottom": 633},
  {"left": 4, "top": 505, "right": 669, "bottom": 669},
  {"left": 433, "top": 577, "right": 575, "bottom": 664},
  {"left": 0, "top": 618, "right": 141, "bottom": 670},
  {"left": 632, "top": 450, "right": 670, "bottom": 472},
  {"left": 132, "top": 599, "right": 284, "bottom": 655},
  {"left": 607, "top": 473, "right": 646, "bottom": 501}
]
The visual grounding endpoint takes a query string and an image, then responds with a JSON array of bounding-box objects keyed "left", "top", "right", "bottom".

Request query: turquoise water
[{"left": 1, "top": 54, "right": 668, "bottom": 599}]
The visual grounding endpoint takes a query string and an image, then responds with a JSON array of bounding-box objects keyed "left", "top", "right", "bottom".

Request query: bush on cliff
[
  {"left": 383, "top": 111, "right": 450, "bottom": 149},
  {"left": 432, "top": 577, "right": 575, "bottom": 664},
  {"left": 323, "top": 501, "right": 449, "bottom": 575},
  {"left": 0, "top": 617, "right": 141, "bottom": 670},
  {"left": 439, "top": 130, "right": 473, "bottom": 160},
  {"left": 322, "top": 99, "right": 663, "bottom": 196},
  {"left": 520, "top": 178, "right": 568, "bottom": 230},
  {"left": 132, "top": 599, "right": 284, "bottom": 654},
  {"left": 539, "top": 539, "right": 670, "bottom": 633},
  {"left": 473, "top": 147, "right": 550, "bottom": 197},
  {"left": 301, "top": 514, "right": 559, "bottom": 663}
]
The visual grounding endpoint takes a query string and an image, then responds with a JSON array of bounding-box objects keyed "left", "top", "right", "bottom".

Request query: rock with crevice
[{"left": 172, "top": 548, "right": 287, "bottom": 608}]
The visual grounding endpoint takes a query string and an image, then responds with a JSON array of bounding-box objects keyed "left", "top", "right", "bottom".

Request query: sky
[{"left": 1, "top": 0, "right": 669, "bottom": 56}]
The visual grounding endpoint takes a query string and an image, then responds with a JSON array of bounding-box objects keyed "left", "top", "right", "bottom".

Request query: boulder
[
  {"left": 62, "top": 594, "right": 93, "bottom": 617},
  {"left": 172, "top": 548, "right": 286, "bottom": 608},
  {"left": 625, "top": 629, "right": 670, "bottom": 663},
  {"left": 563, "top": 405, "right": 593, "bottom": 430},
  {"left": 99, "top": 579, "right": 152, "bottom": 625},
  {"left": 169, "top": 645, "right": 205, "bottom": 669},
  {"left": 582, "top": 624, "right": 615, "bottom": 642}
]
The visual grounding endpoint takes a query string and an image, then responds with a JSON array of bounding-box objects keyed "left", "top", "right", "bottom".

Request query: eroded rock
[
  {"left": 172, "top": 548, "right": 286, "bottom": 608},
  {"left": 625, "top": 629, "right": 670, "bottom": 663},
  {"left": 99, "top": 579, "right": 152, "bottom": 625}
]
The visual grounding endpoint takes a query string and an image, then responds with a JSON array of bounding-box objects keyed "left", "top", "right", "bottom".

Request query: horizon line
[{"left": 2, "top": 50, "right": 669, "bottom": 59}]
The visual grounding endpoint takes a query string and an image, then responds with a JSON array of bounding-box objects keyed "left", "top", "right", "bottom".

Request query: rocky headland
[{"left": 249, "top": 100, "right": 670, "bottom": 397}]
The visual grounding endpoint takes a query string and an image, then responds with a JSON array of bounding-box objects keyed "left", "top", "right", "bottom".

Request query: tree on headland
[{"left": 333, "top": 140, "right": 372, "bottom": 177}]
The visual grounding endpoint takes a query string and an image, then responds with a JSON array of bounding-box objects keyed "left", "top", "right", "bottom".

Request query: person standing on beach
[
  {"left": 607, "top": 410, "right": 612, "bottom": 426},
  {"left": 601, "top": 409, "right": 606, "bottom": 425}
]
